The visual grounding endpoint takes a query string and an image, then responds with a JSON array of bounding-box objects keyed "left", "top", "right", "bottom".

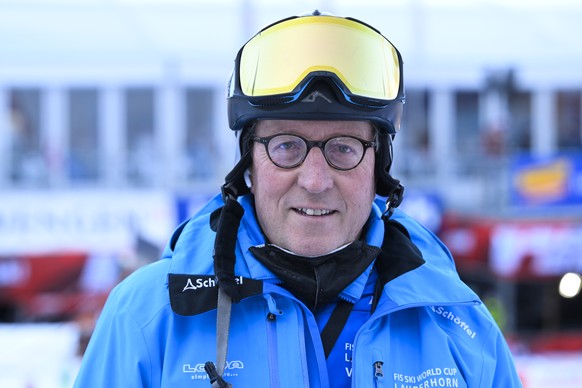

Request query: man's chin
[{"left": 285, "top": 239, "right": 342, "bottom": 257}]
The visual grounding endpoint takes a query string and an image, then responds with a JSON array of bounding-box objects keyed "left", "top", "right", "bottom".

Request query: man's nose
[{"left": 296, "top": 147, "right": 334, "bottom": 193}]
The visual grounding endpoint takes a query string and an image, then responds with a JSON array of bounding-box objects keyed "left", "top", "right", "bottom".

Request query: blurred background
[{"left": 1, "top": 0, "right": 581, "bottom": 386}]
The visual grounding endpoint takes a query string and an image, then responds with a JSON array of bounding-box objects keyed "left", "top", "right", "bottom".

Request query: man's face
[{"left": 250, "top": 120, "right": 376, "bottom": 256}]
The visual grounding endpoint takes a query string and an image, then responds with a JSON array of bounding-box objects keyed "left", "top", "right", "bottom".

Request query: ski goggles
[{"left": 233, "top": 15, "right": 403, "bottom": 106}]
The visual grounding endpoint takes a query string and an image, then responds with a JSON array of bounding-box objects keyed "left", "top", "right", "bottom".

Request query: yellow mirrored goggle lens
[{"left": 239, "top": 16, "right": 400, "bottom": 101}]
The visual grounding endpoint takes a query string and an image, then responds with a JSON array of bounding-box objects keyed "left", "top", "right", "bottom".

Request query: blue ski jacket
[{"left": 74, "top": 194, "right": 522, "bottom": 387}]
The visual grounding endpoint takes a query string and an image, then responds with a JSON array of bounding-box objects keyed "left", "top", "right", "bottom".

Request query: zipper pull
[
  {"left": 374, "top": 361, "right": 384, "bottom": 378},
  {"left": 264, "top": 294, "right": 283, "bottom": 317}
]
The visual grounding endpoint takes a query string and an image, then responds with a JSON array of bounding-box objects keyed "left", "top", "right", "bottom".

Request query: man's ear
[{"left": 245, "top": 168, "right": 253, "bottom": 193}]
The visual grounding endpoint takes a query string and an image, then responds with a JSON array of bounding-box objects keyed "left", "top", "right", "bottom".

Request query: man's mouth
[{"left": 294, "top": 208, "right": 334, "bottom": 216}]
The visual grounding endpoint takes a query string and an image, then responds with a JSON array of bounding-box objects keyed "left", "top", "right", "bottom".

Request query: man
[{"left": 74, "top": 11, "right": 522, "bottom": 387}]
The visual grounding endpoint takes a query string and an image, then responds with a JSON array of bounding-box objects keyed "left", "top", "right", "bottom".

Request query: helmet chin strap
[
  {"left": 381, "top": 175, "right": 404, "bottom": 220},
  {"left": 221, "top": 152, "right": 252, "bottom": 202},
  {"left": 374, "top": 130, "right": 404, "bottom": 219}
]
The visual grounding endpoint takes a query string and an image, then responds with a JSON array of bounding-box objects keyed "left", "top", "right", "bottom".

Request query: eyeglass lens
[{"left": 264, "top": 134, "right": 368, "bottom": 170}]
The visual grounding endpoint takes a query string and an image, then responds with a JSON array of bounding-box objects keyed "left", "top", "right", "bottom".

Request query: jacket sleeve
[
  {"left": 73, "top": 283, "right": 153, "bottom": 388},
  {"left": 478, "top": 305, "right": 523, "bottom": 387}
]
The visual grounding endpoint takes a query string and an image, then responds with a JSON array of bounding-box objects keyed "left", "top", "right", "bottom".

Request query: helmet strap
[
  {"left": 381, "top": 176, "right": 404, "bottom": 220},
  {"left": 221, "top": 151, "right": 252, "bottom": 202}
]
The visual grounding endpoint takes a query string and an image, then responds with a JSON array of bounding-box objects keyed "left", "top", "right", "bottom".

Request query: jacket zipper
[
  {"left": 372, "top": 347, "right": 385, "bottom": 388},
  {"left": 265, "top": 294, "right": 283, "bottom": 387},
  {"left": 374, "top": 361, "right": 384, "bottom": 388},
  {"left": 263, "top": 286, "right": 326, "bottom": 387}
]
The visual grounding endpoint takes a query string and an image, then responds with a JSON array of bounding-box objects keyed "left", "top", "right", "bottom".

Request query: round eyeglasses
[{"left": 253, "top": 134, "right": 376, "bottom": 171}]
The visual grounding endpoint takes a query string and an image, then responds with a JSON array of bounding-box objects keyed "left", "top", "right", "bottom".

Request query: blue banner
[{"left": 509, "top": 153, "right": 582, "bottom": 206}]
